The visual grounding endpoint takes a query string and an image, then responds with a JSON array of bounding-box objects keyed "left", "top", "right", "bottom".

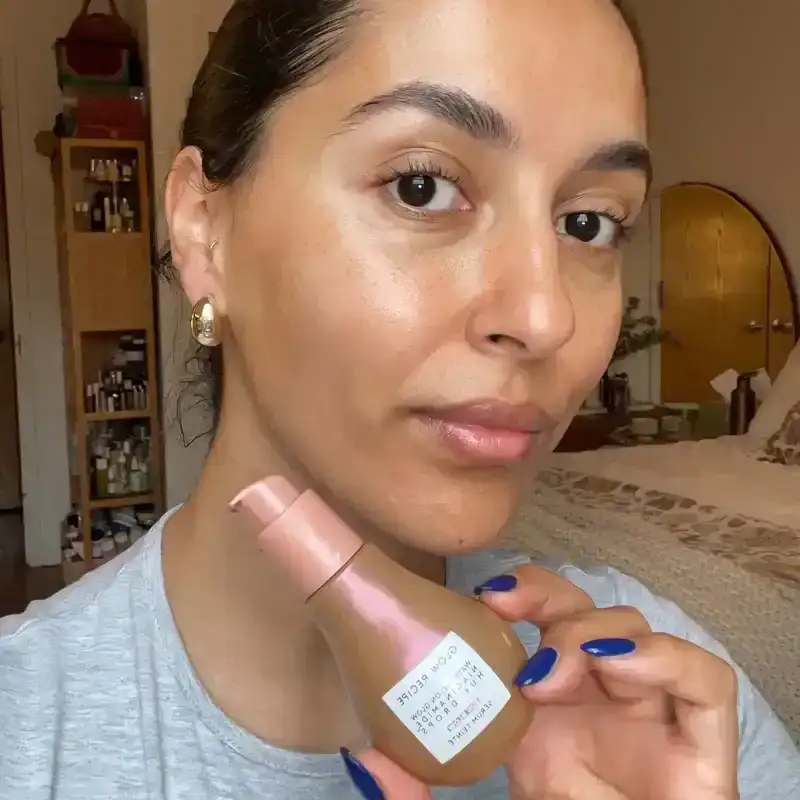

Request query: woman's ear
[{"left": 164, "top": 147, "right": 228, "bottom": 315}]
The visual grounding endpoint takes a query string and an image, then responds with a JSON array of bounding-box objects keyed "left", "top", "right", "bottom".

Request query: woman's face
[{"left": 196, "top": 0, "right": 648, "bottom": 553}]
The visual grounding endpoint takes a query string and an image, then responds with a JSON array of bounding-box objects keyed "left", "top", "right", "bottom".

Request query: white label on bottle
[{"left": 381, "top": 631, "right": 511, "bottom": 764}]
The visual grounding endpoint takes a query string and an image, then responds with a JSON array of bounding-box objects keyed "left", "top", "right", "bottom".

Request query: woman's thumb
[{"left": 340, "top": 747, "right": 431, "bottom": 800}]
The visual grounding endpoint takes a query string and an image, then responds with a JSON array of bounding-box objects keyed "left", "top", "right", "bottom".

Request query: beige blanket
[
  {"left": 504, "top": 477, "right": 800, "bottom": 745},
  {"left": 549, "top": 436, "right": 800, "bottom": 530}
]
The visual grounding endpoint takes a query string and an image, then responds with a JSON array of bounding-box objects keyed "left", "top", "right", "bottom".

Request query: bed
[{"left": 504, "top": 342, "right": 800, "bottom": 744}]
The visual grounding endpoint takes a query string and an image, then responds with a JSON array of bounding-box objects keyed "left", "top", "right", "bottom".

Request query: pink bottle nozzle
[
  {"left": 230, "top": 475, "right": 364, "bottom": 600},
  {"left": 230, "top": 475, "right": 300, "bottom": 530}
]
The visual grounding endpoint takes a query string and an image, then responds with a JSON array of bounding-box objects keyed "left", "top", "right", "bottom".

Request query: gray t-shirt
[{"left": 1, "top": 513, "right": 798, "bottom": 799}]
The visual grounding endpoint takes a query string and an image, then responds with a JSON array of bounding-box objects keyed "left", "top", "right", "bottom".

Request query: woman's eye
[
  {"left": 387, "top": 174, "right": 468, "bottom": 213},
  {"left": 556, "top": 211, "right": 623, "bottom": 248}
]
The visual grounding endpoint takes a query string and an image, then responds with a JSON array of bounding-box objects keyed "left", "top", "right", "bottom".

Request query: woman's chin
[{"left": 394, "top": 476, "right": 522, "bottom": 557}]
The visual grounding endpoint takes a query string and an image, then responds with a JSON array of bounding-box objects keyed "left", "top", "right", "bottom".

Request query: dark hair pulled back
[{"left": 159, "top": 0, "right": 360, "bottom": 442}]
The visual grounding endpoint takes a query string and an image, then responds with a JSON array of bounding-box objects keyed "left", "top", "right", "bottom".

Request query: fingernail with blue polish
[
  {"left": 580, "top": 638, "right": 637, "bottom": 657},
  {"left": 474, "top": 574, "right": 518, "bottom": 595},
  {"left": 340, "top": 748, "right": 385, "bottom": 800},
  {"left": 514, "top": 646, "right": 558, "bottom": 687}
]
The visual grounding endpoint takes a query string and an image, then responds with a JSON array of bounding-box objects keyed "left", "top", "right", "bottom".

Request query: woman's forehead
[{"left": 270, "top": 0, "right": 645, "bottom": 169}]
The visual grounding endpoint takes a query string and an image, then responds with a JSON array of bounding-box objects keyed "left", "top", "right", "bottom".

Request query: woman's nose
[{"left": 466, "top": 235, "right": 575, "bottom": 362}]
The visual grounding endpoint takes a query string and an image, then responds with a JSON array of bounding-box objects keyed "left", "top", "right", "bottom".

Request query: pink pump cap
[{"left": 230, "top": 476, "right": 364, "bottom": 600}]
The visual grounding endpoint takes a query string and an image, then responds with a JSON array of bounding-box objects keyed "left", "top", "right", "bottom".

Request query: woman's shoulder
[{"left": 0, "top": 527, "right": 158, "bottom": 656}]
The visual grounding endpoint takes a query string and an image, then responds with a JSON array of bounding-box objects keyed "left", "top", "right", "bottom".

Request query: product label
[{"left": 382, "top": 631, "right": 511, "bottom": 764}]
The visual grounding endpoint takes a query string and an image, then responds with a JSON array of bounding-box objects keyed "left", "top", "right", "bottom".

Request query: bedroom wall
[
  {"left": 619, "top": 0, "right": 800, "bottom": 403},
  {"left": 145, "top": 0, "right": 232, "bottom": 509}
]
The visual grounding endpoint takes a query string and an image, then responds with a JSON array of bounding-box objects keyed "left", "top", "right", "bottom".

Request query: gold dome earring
[{"left": 189, "top": 296, "right": 220, "bottom": 347}]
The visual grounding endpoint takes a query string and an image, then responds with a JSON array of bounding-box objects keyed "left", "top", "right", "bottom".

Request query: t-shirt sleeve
[{"left": 604, "top": 568, "right": 800, "bottom": 799}]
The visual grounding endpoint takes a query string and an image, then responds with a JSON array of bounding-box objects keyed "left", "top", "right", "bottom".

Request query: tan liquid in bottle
[{"left": 232, "top": 477, "right": 532, "bottom": 786}]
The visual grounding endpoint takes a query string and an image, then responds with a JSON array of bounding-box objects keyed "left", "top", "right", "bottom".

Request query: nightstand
[{"left": 555, "top": 412, "right": 623, "bottom": 452}]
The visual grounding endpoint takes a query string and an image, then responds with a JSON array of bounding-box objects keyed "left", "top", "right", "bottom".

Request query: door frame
[
  {"left": 0, "top": 54, "right": 68, "bottom": 567},
  {"left": 0, "top": 98, "right": 22, "bottom": 510}
]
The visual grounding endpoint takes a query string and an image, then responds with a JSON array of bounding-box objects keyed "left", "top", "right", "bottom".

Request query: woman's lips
[
  {"left": 412, "top": 400, "right": 557, "bottom": 466},
  {"left": 430, "top": 419, "right": 535, "bottom": 463}
]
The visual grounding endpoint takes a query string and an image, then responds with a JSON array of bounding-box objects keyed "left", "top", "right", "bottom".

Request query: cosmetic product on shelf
[
  {"left": 110, "top": 196, "right": 122, "bottom": 234},
  {"left": 87, "top": 157, "right": 137, "bottom": 184},
  {"left": 61, "top": 504, "right": 160, "bottom": 579},
  {"left": 83, "top": 157, "right": 139, "bottom": 234},
  {"left": 73, "top": 201, "right": 91, "bottom": 232},
  {"left": 125, "top": 335, "right": 147, "bottom": 380},
  {"left": 103, "top": 194, "right": 113, "bottom": 232},
  {"left": 84, "top": 332, "right": 150, "bottom": 414},
  {"left": 90, "top": 423, "right": 151, "bottom": 500},
  {"left": 61, "top": 509, "right": 81, "bottom": 546},
  {"left": 90, "top": 190, "right": 107, "bottom": 232},
  {"left": 120, "top": 197, "right": 135, "bottom": 232},
  {"left": 89, "top": 158, "right": 108, "bottom": 182},
  {"left": 85, "top": 371, "right": 148, "bottom": 414}
]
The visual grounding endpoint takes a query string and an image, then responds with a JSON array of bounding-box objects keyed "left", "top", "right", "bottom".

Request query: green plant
[{"left": 611, "top": 296, "right": 667, "bottom": 364}]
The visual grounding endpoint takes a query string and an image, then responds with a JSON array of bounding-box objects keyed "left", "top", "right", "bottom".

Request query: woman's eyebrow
[
  {"left": 579, "top": 141, "right": 652, "bottom": 189},
  {"left": 339, "top": 81, "right": 519, "bottom": 148}
]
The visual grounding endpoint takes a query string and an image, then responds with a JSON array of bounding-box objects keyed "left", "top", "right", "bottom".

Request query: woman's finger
[
  {"left": 475, "top": 564, "right": 595, "bottom": 626},
  {"left": 584, "top": 633, "right": 740, "bottom": 766},
  {"left": 580, "top": 636, "right": 670, "bottom": 719},
  {"left": 546, "top": 766, "right": 629, "bottom": 800},
  {"left": 516, "top": 606, "right": 655, "bottom": 706},
  {"left": 509, "top": 761, "right": 628, "bottom": 800},
  {"left": 342, "top": 747, "right": 430, "bottom": 800}
]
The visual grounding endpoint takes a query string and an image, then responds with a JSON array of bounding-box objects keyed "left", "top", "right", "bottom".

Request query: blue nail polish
[
  {"left": 474, "top": 574, "right": 518, "bottom": 595},
  {"left": 340, "top": 748, "right": 385, "bottom": 800},
  {"left": 514, "top": 647, "right": 558, "bottom": 687},
  {"left": 581, "top": 638, "right": 637, "bottom": 657}
]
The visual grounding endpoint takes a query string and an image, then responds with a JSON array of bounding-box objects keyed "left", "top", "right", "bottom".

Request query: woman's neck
[{"left": 160, "top": 405, "right": 445, "bottom": 752}]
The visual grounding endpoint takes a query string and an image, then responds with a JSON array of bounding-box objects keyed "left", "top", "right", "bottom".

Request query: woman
[{"left": 1, "top": 0, "right": 798, "bottom": 797}]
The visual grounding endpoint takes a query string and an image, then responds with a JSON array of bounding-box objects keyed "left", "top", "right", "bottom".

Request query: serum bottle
[{"left": 231, "top": 476, "right": 531, "bottom": 786}]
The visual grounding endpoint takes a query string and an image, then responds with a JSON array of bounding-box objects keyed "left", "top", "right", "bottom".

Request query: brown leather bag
[
  {"left": 65, "top": 0, "right": 136, "bottom": 47},
  {"left": 56, "top": 0, "right": 138, "bottom": 86}
]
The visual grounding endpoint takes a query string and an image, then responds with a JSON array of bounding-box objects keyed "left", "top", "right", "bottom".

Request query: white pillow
[{"left": 748, "top": 339, "right": 800, "bottom": 444}]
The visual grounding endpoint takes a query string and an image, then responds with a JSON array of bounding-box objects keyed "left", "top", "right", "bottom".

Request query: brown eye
[
  {"left": 396, "top": 175, "right": 437, "bottom": 207},
  {"left": 388, "top": 173, "right": 468, "bottom": 213},
  {"left": 556, "top": 211, "right": 622, "bottom": 247}
]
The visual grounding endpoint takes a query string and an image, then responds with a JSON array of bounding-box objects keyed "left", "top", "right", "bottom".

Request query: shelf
[
  {"left": 84, "top": 178, "right": 138, "bottom": 186},
  {"left": 35, "top": 132, "right": 146, "bottom": 158},
  {"left": 85, "top": 410, "right": 152, "bottom": 422},
  {"left": 68, "top": 231, "right": 145, "bottom": 242},
  {"left": 45, "top": 134, "right": 163, "bottom": 576},
  {"left": 89, "top": 493, "right": 155, "bottom": 510},
  {"left": 65, "top": 137, "right": 146, "bottom": 150}
]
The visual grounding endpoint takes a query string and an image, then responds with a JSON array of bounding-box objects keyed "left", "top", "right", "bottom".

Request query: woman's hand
[{"left": 341, "top": 565, "right": 739, "bottom": 799}]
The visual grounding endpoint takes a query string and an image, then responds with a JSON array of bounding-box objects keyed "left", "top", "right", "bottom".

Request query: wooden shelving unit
[{"left": 39, "top": 135, "right": 164, "bottom": 568}]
